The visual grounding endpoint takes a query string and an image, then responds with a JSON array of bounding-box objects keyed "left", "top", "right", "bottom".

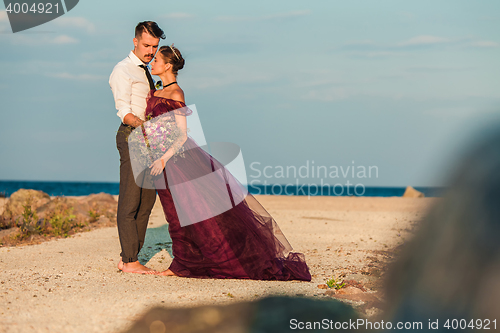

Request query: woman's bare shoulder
[{"left": 170, "top": 88, "right": 185, "bottom": 103}]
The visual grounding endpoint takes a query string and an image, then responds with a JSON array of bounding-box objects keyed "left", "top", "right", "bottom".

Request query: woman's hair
[{"left": 158, "top": 45, "right": 185, "bottom": 76}]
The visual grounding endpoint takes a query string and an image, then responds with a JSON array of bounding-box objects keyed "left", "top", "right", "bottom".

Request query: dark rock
[
  {"left": 35, "top": 193, "right": 117, "bottom": 224},
  {"left": 36, "top": 197, "right": 82, "bottom": 220},
  {"left": 83, "top": 193, "right": 117, "bottom": 220},
  {"left": 0, "top": 190, "right": 118, "bottom": 243},
  {"left": 83, "top": 192, "right": 117, "bottom": 206},
  {"left": 402, "top": 186, "right": 424, "bottom": 198},
  {"left": 1, "top": 189, "right": 50, "bottom": 221},
  {"left": 0, "top": 227, "right": 19, "bottom": 240}
]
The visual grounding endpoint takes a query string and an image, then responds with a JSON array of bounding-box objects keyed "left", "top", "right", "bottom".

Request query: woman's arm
[{"left": 149, "top": 91, "right": 188, "bottom": 176}]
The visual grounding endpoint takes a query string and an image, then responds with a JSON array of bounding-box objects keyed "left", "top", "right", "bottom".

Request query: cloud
[
  {"left": 296, "top": 78, "right": 346, "bottom": 88},
  {"left": 184, "top": 63, "right": 274, "bottom": 90},
  {"left": 161, "top": 12, "right": 195, "bottom": 20},
  {"left": 216, "top": 10, "right": 311, "bottom": 22},
  {"left": 338, "top": 35, "right": 459, "bottom": 57},
  {"left": 52, "top": 35, "right": 78, "bottom": 44},
  {"left": 398, "top": 35, "right": 450, "bottom": 46},
  {"left": 340, "top": 40, "right": 380, "bottom": 51},
  {"left": 80, "top": 48, "right": 123, "bottom": 61},
  {"left": 422, "top": 106, "right": 482, "bottom": 118},
  {"left": 405, "top": 66, "right": 475, "bottom": 74},
  {"left": 339, "top": 45, "right": 409, "bottom": 58},
  {"left": 0, "top": 12, "right": 92, "bottom": 34},
  {"left": 399, "top": 11, "right": 416, "bottom": 21},
  {"left": 54, "top": 17, "right": 95, "bottom": 33},
  {"left": 341, "top": 35, "right": 498, "bottom": 56},
  {"left": 7, "top": 33, "right": 78, "bottom": 45},
  {"left": 479, "top": 15, "right": 499, "bottom": 21},
  {"left": 363, "top": 51, "right": 409, "bottom": 58},
  {"left": 343, "top": 40, "right": 377, "bottom": 47},
  {"left": 470, "top": 40, "right": 499, "bottom": 48},
  {"left": 341, "top": 35, "right": 452, "bottom": 51},
  {"left": 302, "top": 86, "right": 350, "bottom": 102},
  {"left": 47, "top": 72, "right": 105, "bottom": 81}
]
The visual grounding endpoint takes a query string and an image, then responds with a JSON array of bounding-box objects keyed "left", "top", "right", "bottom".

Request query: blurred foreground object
[
  {"left": 384, "top": 125, "right": 500, "bottom": 328},
  {"left": 124, "top": 296, "right": 358, "bottom": 333}
]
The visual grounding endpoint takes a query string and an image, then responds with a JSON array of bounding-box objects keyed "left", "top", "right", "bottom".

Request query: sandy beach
[{"left": 0, "top": 195, "right": 437, "bottom": 333}]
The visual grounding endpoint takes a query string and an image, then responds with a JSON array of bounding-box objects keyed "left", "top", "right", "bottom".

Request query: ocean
[{"left": 0, "top": 180, "right": 444, "bottom": 198}]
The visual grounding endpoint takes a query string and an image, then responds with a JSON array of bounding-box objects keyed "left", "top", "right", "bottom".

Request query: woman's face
[{"left": 150, "top": 54, "right": 168, "bottom": 76}]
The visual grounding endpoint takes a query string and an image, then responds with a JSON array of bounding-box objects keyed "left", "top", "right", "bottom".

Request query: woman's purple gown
[{"left": 144, "top": 90, "right": 311, "bottom": 281}]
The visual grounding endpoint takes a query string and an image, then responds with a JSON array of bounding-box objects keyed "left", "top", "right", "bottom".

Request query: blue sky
[{"left": 0, "top": 0, "right": 499, "bottom": 187}]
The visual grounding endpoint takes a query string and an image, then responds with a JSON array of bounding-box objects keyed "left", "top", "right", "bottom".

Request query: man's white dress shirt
[{"left": 109, "top": 51, "right": 152, "bottom": 123}]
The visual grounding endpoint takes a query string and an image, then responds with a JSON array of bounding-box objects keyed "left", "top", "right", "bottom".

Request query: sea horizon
[{"left": 0, "top": 180, "right": 444, "bottom": 198}]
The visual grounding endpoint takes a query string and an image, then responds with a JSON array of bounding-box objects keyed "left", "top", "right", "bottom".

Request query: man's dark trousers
[{"left": 116, "top": 123, "right": 156, "bottom": 263}]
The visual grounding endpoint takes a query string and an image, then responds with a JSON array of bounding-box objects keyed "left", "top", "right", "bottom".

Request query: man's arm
[
  {"left": 109, "top": 65, "right": 143, "bottom": 127},
  {"left": 123, "top": 113, "right": 144, "bottom": 128}
]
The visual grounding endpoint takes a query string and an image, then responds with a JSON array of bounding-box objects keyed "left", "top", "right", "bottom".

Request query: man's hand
[{"left": 123, "top": 113, "right": 144, "bottom": 128}]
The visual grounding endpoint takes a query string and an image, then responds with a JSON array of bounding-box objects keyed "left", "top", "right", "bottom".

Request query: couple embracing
[{"left": 109, "top": 21, "right": 311, "bottom": 281}]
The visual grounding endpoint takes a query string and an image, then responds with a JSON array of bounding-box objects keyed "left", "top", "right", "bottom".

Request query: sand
[{"left": 0, "top": 195, "right": 437, "bottom": 333}]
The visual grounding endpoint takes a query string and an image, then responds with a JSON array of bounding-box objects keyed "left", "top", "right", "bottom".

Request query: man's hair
[{"left": 135, "top": 21, "right": 165, "bottom": 40}]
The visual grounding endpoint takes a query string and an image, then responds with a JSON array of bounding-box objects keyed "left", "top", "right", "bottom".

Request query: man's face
[{"left": 133, "top": 32, "right": 160, "bottom": 64}]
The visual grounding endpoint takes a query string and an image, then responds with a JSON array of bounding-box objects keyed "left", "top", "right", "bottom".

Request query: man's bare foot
[
  {"left": 157, "top": 269, "right": 178, "bottom": 276},
  {"left": 118, "top": 260, "right": 157, "bottom": 274},
  {"left": 117, "top": 259, "right": 124, "bottom": 271}
]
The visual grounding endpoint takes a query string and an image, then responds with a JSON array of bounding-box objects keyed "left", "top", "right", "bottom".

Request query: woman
[{"left": 136, "top": 44, "right": 311, "bottom": 281}]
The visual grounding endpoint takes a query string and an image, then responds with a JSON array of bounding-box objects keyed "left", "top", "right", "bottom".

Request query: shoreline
[{"left": 0, "top": 179, "right": 444, "bottom": 198}]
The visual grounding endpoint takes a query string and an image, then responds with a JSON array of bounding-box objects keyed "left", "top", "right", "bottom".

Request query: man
[{"left": 109, "top": 21, "right": 165, "bottom": 273}]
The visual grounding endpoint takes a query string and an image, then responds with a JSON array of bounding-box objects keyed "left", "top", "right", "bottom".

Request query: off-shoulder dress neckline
[{"left": 151, "top": 89, "right": 185, "bottom": 104}]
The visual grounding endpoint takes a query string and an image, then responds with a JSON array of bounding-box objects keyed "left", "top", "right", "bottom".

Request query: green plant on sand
[
  {"left": 45, "top": 207, "right": 77, "bottom": 237},
  {"left": 88, "top": 207, "right": 100, "bottom": 223},
  {"left": 16, "top": 197, "right": 40, "bottom": 239},
  {"left": 326, "top": 277, "right": 346, "bottom": 290},
  {"left": 15, "top": 197, "right": 82, "bottom": 239}
]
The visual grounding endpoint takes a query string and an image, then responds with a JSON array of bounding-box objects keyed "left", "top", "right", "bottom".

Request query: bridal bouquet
[{"left": 127, "top": 115, "right": 185, "bottom": 168}]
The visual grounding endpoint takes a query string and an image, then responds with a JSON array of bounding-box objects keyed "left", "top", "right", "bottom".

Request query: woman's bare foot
[
  {"left": 157, "top": 269, "right": 178, "bottom": 276},
  {"left": 118, "top": 259, "right": 157, "bottom": 274}
]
